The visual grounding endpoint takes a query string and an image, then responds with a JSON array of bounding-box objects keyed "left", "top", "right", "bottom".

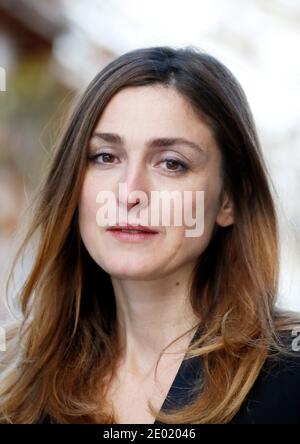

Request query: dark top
[{"left": 37, "top": 327, "right": 300, "bottom": 424}]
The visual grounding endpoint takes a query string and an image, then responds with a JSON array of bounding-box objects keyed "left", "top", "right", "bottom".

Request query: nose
[{"left": 117, "top": 158, "right": 151, "bottom": 215}]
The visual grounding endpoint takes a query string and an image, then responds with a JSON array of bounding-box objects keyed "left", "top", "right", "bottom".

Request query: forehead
[{"left": 94, "top": 85, "right": 215, "bottom": 149}]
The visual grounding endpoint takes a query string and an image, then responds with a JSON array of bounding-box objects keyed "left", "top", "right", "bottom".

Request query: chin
[{"left": 100, "top": 260, "right": 160, "bottom": 281}]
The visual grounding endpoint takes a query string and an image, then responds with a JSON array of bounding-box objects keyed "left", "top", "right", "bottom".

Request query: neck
[{"left": 111, "top": 262, "right": 201, "bottom": 378}]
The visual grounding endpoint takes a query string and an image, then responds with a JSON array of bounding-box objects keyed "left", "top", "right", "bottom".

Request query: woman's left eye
[{"left": 160, "top": 159, "right": 188, "bottom": 173}]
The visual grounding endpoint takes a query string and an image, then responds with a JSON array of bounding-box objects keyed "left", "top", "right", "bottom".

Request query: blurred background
[{"left": 0, "top": 0, "right": 299, "bottom": 322}]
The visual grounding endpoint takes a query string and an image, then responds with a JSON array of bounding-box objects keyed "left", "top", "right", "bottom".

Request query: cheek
[
  {"left": 164, "top": 225, "right": 209, "bottom": 268},
  {"left": 78, "top": 175, "right": 100, "bottom": 240},
  {"left": 203, "top": 193, "right": 219, "bottom": 232},
  {"left": 181, "top": 181, "right": 221, "bottom": 247}
]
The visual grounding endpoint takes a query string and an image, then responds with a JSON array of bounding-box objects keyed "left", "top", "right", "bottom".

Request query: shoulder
[
  {"left": 232, "top": 330, "right": 300, "bottom": 424},
  {"left": 260, "top": 346, "right": 300, "bottom": 390},
  {"left": 249, "top": 334, "right": 300, "bottom": 404}
]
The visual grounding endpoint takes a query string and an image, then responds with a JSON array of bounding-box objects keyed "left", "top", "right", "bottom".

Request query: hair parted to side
[{"left": 1, "top": 45, "right": 299, "bottom": 424}]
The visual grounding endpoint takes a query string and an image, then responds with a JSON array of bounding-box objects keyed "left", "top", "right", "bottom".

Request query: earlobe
[{"left": 216, "top": 192, "right": 234, "bottom": 227}]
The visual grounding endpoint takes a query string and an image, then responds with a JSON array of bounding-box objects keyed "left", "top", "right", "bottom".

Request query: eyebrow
[{"left": 91, "top": 132, "right": 205, "bottom": 154}]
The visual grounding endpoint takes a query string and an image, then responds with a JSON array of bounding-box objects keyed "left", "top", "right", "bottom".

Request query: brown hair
[{"left": 1, "top": 45, "right": 299, "bottom": 424}]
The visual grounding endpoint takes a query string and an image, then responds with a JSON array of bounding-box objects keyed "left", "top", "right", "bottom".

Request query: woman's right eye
[{"left": 88, "top": 152, "right": 116, "bottom": 164}]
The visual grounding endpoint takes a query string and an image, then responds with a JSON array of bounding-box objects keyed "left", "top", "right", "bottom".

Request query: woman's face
[{"left": 78, "top": 85, "right": 233, "bottom": 279}]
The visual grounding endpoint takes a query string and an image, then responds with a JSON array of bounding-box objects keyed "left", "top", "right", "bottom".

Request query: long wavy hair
[{"left": 1, "top": 46, "right": 299, "bottom": 424}]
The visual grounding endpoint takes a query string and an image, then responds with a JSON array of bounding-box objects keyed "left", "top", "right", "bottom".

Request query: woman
[{"left": 0, "top": 46, "right": 300, "bottom": 424}]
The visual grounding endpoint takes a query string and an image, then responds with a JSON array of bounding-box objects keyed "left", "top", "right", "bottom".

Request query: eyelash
[{"left": 88, "top": 153, "right": 189, "bottom": 174}]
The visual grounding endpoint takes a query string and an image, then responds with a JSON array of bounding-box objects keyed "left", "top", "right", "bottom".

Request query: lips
[{"left": 106, "top": 224, "right": 158, "bottom": 234}]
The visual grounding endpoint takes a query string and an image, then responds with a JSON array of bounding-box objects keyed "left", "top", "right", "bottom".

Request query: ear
[{"left": 216, "top": 191, "right": 234, "bottom": 227}]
